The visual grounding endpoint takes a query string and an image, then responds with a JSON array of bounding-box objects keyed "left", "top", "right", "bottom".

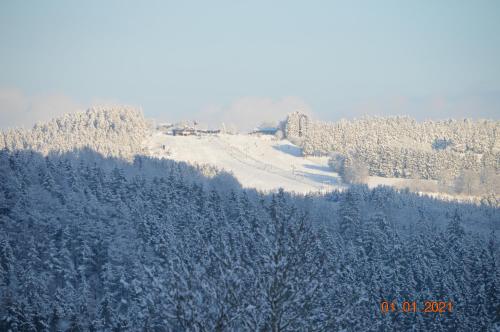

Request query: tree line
[
  {"left": 285, "top": 114, "right": 499, "bottom": 195},
  {"left": 0, "top": 148, "right": 498, "bottom": 331}
]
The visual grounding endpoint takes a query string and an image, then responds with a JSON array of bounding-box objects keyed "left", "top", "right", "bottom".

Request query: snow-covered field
[
  {"left": 148, "top": 132, "right": 345, "bottom": 193},
  {"left": 146, "top": 132, "right": 475, "bottom": 199}
]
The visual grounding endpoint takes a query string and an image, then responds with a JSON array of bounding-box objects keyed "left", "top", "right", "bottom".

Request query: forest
[
  {"left": 0, "top": 108, "right": 498, "bottom": 331},
  {"left": 285, "top": 113, "right": 500, "bottom": 196},
  {"left": 0, "top": 107, "right": 149, "bottom": 160}
]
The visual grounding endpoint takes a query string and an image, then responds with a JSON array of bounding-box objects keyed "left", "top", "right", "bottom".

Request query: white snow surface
[
  {"left": 148, "top": 132, "right": 345, "bottom": 193},
  {"left": 147, "top": 132, "right": 467, "bottom": 197}
]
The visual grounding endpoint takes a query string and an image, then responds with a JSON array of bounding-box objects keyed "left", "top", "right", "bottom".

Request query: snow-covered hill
[
  {"left": 147, "top": 131, "right": 441, "bottom": 194},
  {"left": 148, "top": 132, "right": 344, "bottom": 193}
]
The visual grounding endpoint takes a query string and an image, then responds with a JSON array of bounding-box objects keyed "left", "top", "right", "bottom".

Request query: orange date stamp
[{"left": 380, "top": 300, "right": 453, "bottom": 314}]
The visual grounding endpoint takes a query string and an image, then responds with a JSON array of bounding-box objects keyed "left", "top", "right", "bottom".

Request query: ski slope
[
  {"left": 148, "top": 132, "right": 344, "bottom": 193},
  {"left": 146, "top": 131, "right": 477, "bottom": 201}
]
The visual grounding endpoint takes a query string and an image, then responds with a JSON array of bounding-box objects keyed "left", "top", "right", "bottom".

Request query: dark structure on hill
[
  {"left": 285, "top": 111, "right": 309, "bottom": 140},
  {"left": 172, "top": 127, "right": 220, "bottom": 136}
]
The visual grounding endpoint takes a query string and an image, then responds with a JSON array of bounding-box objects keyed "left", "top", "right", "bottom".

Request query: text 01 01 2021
[{"left": 380, "top": 300, "right": 453, "bottom": 314}]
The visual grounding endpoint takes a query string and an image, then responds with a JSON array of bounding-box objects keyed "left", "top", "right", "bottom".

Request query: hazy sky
[{"left": 1, "top": 0, "right": 499, "bottom": 130}]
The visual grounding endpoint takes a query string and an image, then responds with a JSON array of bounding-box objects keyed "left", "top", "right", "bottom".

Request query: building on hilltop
[
  {"left": 157, "top": 123, "right": 173, "bottom": 134},
  {"left": 172, "top": 127, "right": 197, "bottom": 136},
  {"left": 171, "top": 122, "right": 221, "bottom": 136},
  {"left": 250, "top": 126, "right": 278, "bottom": 136}
]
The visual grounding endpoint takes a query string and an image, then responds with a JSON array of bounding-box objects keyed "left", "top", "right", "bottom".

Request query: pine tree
[
  {"left": 0, "top": 237, "right": 15, "bottom": 288},
  {"left": 338, "top": 189, "right": 362, "bottom": 243},
  {"left": 97, "top": 294, "right": 115, "bottom": 331},
  {"left": 49, "top": 306, "right": 61, "bottom": 332},
  {"left": 484, "top": 232, "right": 500, "bottom": 327}
]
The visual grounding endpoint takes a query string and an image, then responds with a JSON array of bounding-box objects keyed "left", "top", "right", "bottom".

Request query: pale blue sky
[{"left": 1, "top": 0, "right": 499, "bottom": 129}]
